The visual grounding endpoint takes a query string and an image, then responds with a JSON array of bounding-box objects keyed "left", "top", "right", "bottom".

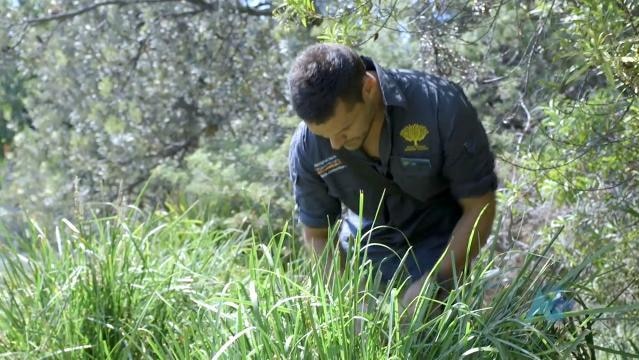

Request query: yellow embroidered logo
[{"left": 400, "top": 124, "right": 429, "bottom": 151}]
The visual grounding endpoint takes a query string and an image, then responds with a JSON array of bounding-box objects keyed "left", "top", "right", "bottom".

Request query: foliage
[
  {"left": 0, "top": 58, "right": 30, "bottom": 158},
  {"left": 0, "top": 3, "right": 32, "bottom": 159},
  {"left": 1, "top": 207, "right": 638, "bottom": 358},
  {"left": 0, "top": 0, "right": 290, "bottom": 223},
  {"left": 149, "top": 116, "right": 297, "bottom": 236},
  {"left": 515, "top": 0, "right": 639, "bottom": 305}
]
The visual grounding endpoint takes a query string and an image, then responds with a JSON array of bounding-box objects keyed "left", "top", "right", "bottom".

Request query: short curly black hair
[{"left": 288, "top": 43, "right": 365, "bottom": 124}]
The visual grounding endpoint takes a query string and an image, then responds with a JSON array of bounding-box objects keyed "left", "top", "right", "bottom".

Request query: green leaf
[
  {"left": 626, "top": 207, "right": 639, "bottom": 219},
  {"left": 1, "top": 104, "right": 12, "bottom": 121},
  {"left": 54, "top": 49, "right": 68, "bottom": 66},
  {"left": 128, "top": 104, "right": 143, "bottom": 124},
  {"left": 104, "top": 115, "right": 125, "bottom": 135},
  {"left": 98, "top": 77, "right": 113, "bottom": 98}
]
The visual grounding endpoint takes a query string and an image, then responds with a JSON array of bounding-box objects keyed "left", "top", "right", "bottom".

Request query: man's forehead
[{"left": 307, "top": 119, "right": 335, "bottom": 138}]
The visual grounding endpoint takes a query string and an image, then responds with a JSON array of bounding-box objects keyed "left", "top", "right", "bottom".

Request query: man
[{"left": 287, "top": 43, "right": 497, "bottom": 313}]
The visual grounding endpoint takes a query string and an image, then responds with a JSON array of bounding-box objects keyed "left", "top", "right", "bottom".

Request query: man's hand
[
  {"left": 399, "top": 276, "right": 446, "bottom": 326},
  {"left": 400, "top": 277, "right": 425, "bottom": 319},
  {"left": 302, "top": 226, "right": 345, "bottom": 283},
  {"left": 302, "top": 226, "right": 330, "bottom": 255}
]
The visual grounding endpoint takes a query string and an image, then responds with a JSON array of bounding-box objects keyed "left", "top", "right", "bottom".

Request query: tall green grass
[{"left": 0, "top": 205, "right": 637, "bottom": 359}]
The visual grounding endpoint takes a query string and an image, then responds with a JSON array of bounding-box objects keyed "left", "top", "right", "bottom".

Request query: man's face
[{"left": 307, "top": 98, "right": 376, "bottom": 151}]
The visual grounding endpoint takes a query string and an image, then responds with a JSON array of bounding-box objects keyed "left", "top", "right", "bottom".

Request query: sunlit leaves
[
  {"left": 279, "top": 0, "right": 404, "bottom": 47},
  {"left": 275, "top": 0, "right": 318, "bottom": 28},
  {"left": 98, "top": 77, "right": 113, "bottom": 98},
  {"left": 104, "top": 115, "right": 125, "bottom": 135}
]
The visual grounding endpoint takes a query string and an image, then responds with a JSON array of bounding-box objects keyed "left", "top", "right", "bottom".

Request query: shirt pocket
[
  {"left": 397, "top": 157, "right": 435, "bottom": 176},
  {"left": 390, "top": 155, "right": 446, "bottom": 202}
]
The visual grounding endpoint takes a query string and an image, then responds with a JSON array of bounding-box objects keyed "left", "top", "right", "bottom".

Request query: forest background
[{"left": 0, "top": 0, "right": 638, "bottom": 358}]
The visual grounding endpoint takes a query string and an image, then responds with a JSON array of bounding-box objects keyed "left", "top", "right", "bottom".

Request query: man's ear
[{"left": 361, "top": 72, "right": 378, "bottom": 100}]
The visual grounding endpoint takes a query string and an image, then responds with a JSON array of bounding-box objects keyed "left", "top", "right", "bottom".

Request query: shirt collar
[{"left": 361, "top": 56, "right": 407, "bottom": 108}]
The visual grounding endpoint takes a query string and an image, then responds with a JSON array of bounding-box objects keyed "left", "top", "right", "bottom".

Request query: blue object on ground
[{"left": 526, "top": 287, "right": 575, "bottom": 322}]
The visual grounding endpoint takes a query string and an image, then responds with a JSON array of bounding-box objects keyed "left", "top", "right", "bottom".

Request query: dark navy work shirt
[{"left": 288, "top": 57, "right": 498, "bottom": 255}]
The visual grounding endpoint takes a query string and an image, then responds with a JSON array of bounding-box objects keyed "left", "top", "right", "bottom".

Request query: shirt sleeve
[
  {"left": 440, "top": 84, "right": 498, "bottom": 199},
  {"left": 288, "top": 124, "right": 341, "bottom": 228}
]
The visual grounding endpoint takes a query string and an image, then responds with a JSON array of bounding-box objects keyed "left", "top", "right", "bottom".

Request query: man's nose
[{"left": 329, "top": 135, "right": 345, "bottom": 150}]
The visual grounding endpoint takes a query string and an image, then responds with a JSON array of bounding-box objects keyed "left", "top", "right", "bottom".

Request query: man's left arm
[
  {"left": 435, "top": 191, "right": 496, "bottom": 289},
  {"left": 434, "top": 82, "right": 498, "bottom": 287},
  {"left": 400, "top": 192, "right": 495, "bottom": 311}
]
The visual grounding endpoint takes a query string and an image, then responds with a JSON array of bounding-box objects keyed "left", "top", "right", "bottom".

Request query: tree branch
[
  {"left": 185, "top": 0, "right": 273, "bottom": 16},
  {"left": 25, "top": 0, "right": 181, "bottom": 25},
  {"left": 24, "top": 0, "right": 273, "bottom": 26}
]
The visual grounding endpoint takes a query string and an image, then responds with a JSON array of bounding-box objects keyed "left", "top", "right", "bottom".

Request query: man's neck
[{"left": 362, "top": 102, "right": 385, "bottom": 159}]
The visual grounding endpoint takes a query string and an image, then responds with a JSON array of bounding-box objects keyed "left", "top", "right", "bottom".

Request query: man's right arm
[
  {"left": 302, "top": 226, "right": 330, "bottom": 255},
  {"left": 302, "top": 225, "right": 345, "bottom": 279},
  {"left": 289, "top": 124, "right": 343, "bottom": 273}
]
